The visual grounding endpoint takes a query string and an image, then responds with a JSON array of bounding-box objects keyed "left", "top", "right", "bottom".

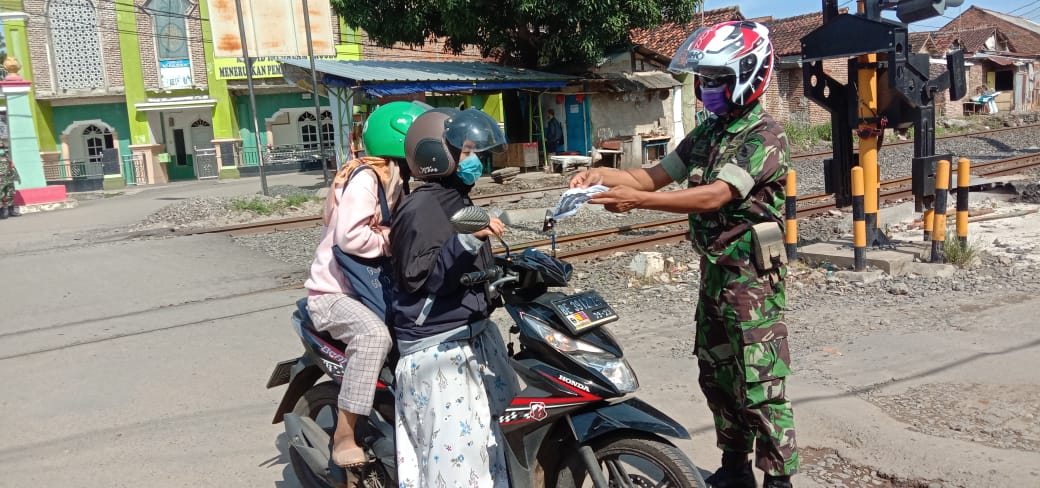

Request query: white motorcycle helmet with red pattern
[{"left": 669, "top": 21, "right": 774, "bottom": 108}]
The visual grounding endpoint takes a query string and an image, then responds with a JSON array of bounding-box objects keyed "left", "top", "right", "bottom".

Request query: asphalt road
[
  {"left": 0, "top": 235, "right": 307, "bottom": 487},
  {"left": 3, "top": 184, "right": 1039, "bottom": 487}
]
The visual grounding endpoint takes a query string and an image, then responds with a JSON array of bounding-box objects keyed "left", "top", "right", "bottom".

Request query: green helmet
[{"left": 362, "top": 101, "right": 430, "bottom": 159}]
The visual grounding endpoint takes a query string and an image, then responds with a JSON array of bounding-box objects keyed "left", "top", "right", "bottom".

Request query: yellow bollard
[
  {"left": 852, "top": 166, "right": 866, "bottom": 271},
  {"left": 857, "top": 52, "right": 880, "bottom": 247},
  {"left": 957, "top": 158, "right": 970, "bottom": 247},
  {"left": 923, "top": 208, "right": 934, "bottom": 242},
  {"left": 785, "top": 170, "right": 798, "bottom": 261},
  {"left": 931, "top": 160, "right": 951, "bottom": 263}
]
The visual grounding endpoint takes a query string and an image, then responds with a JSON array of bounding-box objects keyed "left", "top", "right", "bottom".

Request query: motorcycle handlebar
[{"left": 460, "top": 267, "right": 503, "bottom": 286}]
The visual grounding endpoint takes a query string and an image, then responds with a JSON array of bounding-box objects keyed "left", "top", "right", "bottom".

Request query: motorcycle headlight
[{"left": 522, "top": 313, "right": 639, "bottom": 393}]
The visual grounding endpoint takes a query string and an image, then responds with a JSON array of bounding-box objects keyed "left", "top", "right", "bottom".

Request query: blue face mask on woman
[{"left": 457, "top": 154, "right": 483, "bottom": 186}]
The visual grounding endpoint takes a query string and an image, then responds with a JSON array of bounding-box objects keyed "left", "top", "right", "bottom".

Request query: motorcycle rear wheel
[
  {"left": 290, "top": 382, "right": 392, "bottom": 488},
  {"left": 554, "top": 435, "right": 707, "bottom": 488},
  {"left": 290, "top": 382, "right": 340, "bottom": 488}
]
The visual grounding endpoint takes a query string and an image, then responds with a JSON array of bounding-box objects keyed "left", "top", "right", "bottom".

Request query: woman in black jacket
[{"left": 389, "top": 108, "right": 519, "bottom": 487}]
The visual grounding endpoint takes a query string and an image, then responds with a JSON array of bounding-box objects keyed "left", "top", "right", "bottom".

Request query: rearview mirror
[{"left": 450, "top": 206, "right": 491, "bottom": 234}]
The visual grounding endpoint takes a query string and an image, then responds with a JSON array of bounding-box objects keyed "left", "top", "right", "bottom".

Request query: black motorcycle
[{"left": 267, "top": 207, "right": 706, "bottom": 488}]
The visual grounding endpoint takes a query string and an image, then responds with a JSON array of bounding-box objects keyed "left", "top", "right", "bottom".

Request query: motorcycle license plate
[
  {"left": 550, "top": 291, "right": 618, "bottom": 335},
  {"left": 267, "top": 359, "right": 297, "bottom": 388}
]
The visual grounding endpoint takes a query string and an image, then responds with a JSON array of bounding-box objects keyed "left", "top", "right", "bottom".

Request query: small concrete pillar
[{"left": 130, "top": 143, "right": 166, "bottom": 185}]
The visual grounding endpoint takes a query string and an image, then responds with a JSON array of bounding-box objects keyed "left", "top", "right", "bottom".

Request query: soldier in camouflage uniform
[
  {"left": 571, "top": 21, "right": 796, "bottom": 488},
  {"left": 0, "top": 151, "right": 20, "bottom": 219}
]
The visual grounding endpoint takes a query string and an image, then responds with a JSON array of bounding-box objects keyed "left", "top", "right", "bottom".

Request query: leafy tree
[{"left": 331, "top": 0, "right": 701, "bottom": 69}]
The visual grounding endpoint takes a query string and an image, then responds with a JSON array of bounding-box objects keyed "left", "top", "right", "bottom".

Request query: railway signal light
[{"left": 896, "top": 0, "right": 965, "bottom": 24}]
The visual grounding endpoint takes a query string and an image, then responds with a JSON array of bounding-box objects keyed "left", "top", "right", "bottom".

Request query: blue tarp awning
[{"left": 280, "top": 59, "right": 573, "bottom": 96}]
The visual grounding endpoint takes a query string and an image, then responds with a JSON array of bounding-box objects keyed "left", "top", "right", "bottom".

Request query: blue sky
[{"left": 715, "top": 0, "right": 1038, "bottom": 32}]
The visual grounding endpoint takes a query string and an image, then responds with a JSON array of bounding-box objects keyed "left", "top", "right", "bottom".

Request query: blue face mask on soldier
[{"left": 457, "top": 154, "right": 483, "bottom": 186}]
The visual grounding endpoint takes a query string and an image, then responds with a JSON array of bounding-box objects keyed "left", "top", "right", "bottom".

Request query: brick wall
[
  {"left": 99, "top": 1, "right": 124, "bottom": 90},
  {"left": 187, "top": 11, "right": 207, "bottom": 89},
  {"left": 136, "top": 1, "right": 161, "bottom": 89},
  {"left": 25, "top": 0, "right": 52, "bottom": 94},
  {"left": 361, "top": 32, "right": 486, "bottom": 62},
  {"left": 761, "top": 67, "right": 818, "bottom": 126}
]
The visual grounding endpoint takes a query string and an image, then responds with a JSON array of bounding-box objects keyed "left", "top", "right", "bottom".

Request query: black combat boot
[
  {"left": 0, "top": 206, "right": 8, "bottom": 219},
  {"left": 7, "top": 205, "right": 18, "bottom": 217},
  {"left": 763, "top": 474, "right": 792, "bottom": 488},
  {"left": 705, "top": 451, "right": 756, "bottom": 488}
]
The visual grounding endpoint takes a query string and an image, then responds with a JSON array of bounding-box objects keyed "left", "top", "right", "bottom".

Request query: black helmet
[
  {"left": 444, "top": 109, "right": 507, "bottom": 154},
  {"left": 404, "top": 109, "right": 459, "bottom": 181}
]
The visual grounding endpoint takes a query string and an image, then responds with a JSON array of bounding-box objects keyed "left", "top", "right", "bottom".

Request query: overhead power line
[{"left": 1008, "top": 0, "right": 1040, "bottom": 15}]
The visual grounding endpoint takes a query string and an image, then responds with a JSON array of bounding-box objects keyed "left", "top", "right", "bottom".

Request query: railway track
[
  {"left": 196, "top": 125, "right": 1040, "bottom": 248},
  {"left": 521, "top": 151, "right": 1040, "bottom": 261}
]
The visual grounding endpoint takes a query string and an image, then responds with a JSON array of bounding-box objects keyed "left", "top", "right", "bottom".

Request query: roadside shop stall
[{"left": 279, "top": 59, "right": 573, "bottom": 172}]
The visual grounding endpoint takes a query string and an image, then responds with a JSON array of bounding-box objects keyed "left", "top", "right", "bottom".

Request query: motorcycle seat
[{"left": 294, "top": 297, "right": 345, "bottom": 349}]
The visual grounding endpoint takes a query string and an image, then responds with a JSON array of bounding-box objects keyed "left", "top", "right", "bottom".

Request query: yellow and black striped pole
[
  {"left": 785, "top": 169, "right": 798, "bottom": 261},
  {"left": 923, "top": 207, "right": 934, "bottom": 242},
  {"left": 931, "top": 160, "right": 951, "bottom": 263},
  {"left": 852, "top": 166, "right": 866, "bottom": 271},
  {"left": 957, "top": 158, "right": 971, "bottom": 247},
  {"left": 857, "top": 52, "right": 881, "bottom": 247}
]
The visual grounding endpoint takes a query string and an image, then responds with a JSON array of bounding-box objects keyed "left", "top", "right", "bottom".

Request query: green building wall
[
  {"left": 51, "top": 103, "right": 133, "bottom": 162},
  {"left": 234, "top": 92, "right": 330, "bottom": 156}
]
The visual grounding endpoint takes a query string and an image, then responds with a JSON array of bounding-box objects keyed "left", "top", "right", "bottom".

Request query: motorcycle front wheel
[{"left": 554, "top": 435, "right": 707, "bottom": 488}]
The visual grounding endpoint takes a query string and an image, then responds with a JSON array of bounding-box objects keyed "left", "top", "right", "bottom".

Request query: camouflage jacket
[
  {"left": 0, "top": 159, "right": 19, "bottom": 186},
  {"left": 659, "top": 104, "right": 789, "bottom": 265}
]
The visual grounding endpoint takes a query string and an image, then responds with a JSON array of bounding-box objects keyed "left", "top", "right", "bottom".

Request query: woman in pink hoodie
[{"left": 302, "top": 101, "right": 427, "bottom": 468}]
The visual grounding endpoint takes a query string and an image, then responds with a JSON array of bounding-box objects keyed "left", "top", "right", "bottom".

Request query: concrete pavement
[
  {"left": 0, "top": 171, "right": 330, "bottom": 253},
  {"left": 3, "top": 174, "right": 1039, "bottom": 487}
]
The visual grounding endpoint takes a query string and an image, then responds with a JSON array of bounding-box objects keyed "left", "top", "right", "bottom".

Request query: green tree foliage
[{"left": 332, "top": 0, "right": 701, "bottom": 68}]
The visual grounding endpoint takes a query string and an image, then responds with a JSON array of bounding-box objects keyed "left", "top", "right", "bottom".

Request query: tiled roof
[
  {"left": 909, "top": 31, "right": 934, "bottom": 53},
  {"left": 764, "top": 11, "right": 828, "bottom": 57},
  {"left": 942, "top": 7, "right": 1040, "bottom": 55},
  {"left": 930, "top": 28, "right": 997, "bottom": 53},
  {"left": 630, "top": 7, "right": 837, "bottom": 61},
  {"left": 630, "top": 6, "right": 745, "bottom": 59}
]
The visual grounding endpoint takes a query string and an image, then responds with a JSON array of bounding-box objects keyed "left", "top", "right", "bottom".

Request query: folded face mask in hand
[{"left": 551, "top": 185, "right": 609, "bottom": 220}]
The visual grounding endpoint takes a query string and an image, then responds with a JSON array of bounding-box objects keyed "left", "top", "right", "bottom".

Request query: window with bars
[
  {"left": 321, "top": 111, "right": 334, "bottom": 148},
  {"left": 82, "top": 125, "right": 114, "bottom": 164},
  {"left": 299, "top": 112, "right": 319, "bottom": 149}
]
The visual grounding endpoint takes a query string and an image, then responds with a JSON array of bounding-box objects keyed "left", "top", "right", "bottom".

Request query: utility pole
[
  {"left": 233, "top": 0, "right": 269, "bottom": 196},
  {"left": 302, "top": 0, "right": 330, "bottom": 185}
]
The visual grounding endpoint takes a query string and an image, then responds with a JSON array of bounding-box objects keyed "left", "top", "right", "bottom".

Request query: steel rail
[{"left": 194, "top": 135, "right": 1040, "bottom": 238}]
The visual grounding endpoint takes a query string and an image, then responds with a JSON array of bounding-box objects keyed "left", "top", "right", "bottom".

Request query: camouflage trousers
[
  {"left": 695, "top": 257, "right": 799, "bottom": 476},
  {"left": 0, "top": 182, "right": 14, "bottom": 207}
]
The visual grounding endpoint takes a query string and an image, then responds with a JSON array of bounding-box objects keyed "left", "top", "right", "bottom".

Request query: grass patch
[
  {"left": 786, "top": 122, "right": 832, "bottom": 149},
  {"left": 943, "top": 237, "right": 981, "bottom": 268},
  {"left": 103, "top": 192, "right": 124, "bottom": 199},
  {"left": 282, "top": 193, "right": 314, "bottom": 208},
  {"left": 230, "top": 194, "right": 319, "bottom": 215},
  {"left": 231, "top": 196, "right": 278, "bottom": 215}
]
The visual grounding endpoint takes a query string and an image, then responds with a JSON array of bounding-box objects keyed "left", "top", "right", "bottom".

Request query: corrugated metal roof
[
  {"left": 281, "top": 59, "right": 573, "bottom": 84},
  {"left": 280, "top": 59, "right": 574, "bottom": 95},
  {"left": 593, "top": 71, "right": 680, "bottom": 92}
]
